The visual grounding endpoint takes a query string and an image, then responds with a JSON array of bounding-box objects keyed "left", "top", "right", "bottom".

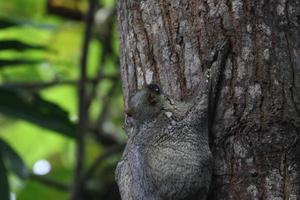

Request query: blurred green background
[{"left": 0, "top": 0, "right": 124, "bottom": 199}]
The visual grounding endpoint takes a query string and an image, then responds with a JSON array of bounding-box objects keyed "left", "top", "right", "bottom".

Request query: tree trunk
[{"left": 117, "top": 0, "right": 300, "bottom": 199}]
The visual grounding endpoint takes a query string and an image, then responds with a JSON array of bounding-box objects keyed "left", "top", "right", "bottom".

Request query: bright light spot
[
  {"left": 70, "top": 114, "right": 78, "bottom": 122},
  {"left": 10, "top": 192, "right": 16, "bottom": 200},
  {"left": 32, "top": 159, "right": 51, "bottom": 175}
]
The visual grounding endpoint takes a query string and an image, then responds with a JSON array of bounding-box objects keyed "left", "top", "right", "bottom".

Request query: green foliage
[
  {"left": 0, "top": 59, "right": 44, "bottom": 68},
  {"left": 0, "top": 40, "right": 48, "bottom": 51},
  {"left": 0, "top": 151, "right": 10, "bottom": 200},
  {"left": 1, "top": 122, "right": 75, "bottom": 166},
  {"left": 0, "top": 138, "right": 29, "bottom": 179},
  {"left": 0, "top": 87, "right": 76, "bottom": 138},
  {"left": 0, "top": 0, "right": 123, "bottom": 199},
  {"left": 18, "top": 180, "right": 68, "bottom": 200},
  {"left": 0, "top": 0, "right": 46, "bottom": 19},
  {"left": 0, "top": 18, "right": 18, "bottom": 29}
]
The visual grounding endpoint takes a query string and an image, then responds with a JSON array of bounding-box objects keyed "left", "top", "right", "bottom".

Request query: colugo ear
[{"left": 147, "top": 93, "right": 157, "bottom": 106}]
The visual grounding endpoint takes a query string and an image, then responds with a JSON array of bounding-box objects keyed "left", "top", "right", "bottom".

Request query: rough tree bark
[{"left": 117, "top": 0, "right": 300, "bottom": 199}]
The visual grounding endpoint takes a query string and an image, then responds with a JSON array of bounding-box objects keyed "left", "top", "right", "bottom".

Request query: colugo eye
[{"left": 147, "top": 84, "right": 161, "bottom": 95}]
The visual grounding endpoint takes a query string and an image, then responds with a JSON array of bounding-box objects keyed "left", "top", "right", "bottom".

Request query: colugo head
[{"left": 126, "top": 84, "right": 164, "bottom": 122}]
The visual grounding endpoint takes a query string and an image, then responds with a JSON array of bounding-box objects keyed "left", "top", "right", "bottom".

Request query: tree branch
[
  {"left": 89, "top": 128, "right": 120, "bottom": 146},
  {"left": 71, "top": 0, "right": 97, "bottom": 199},
  {"left": 0, "top": 75, "right": 119, "bottom": 90},
  {"left": 82, "top": 144, "right": 125, "bottom": 182},
  {"left": 29, "top": 173, "right": 70, "bottom": 191}
]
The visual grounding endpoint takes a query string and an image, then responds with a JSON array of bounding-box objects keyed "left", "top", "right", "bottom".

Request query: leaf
[
  {"left": 0, "top": 18, "right": 18, "bottom": 29},
  {"left": 0, "top": 152, "right": 10, "bottom": 200},
  {"left": 0, "top": 40, "right": 48, "bottom": 51},
  {"left": 0, "top": 59, "right": 44, "bottom": 68},
  {"left": 0, "top": 138, "right": 29, "bottom": 179},
  {"left": 0, "top": 87, "right": 76, "bottom": 138}
]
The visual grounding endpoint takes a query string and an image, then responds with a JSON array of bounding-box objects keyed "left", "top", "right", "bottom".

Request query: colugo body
[{"left": 116, "top": 84, "right": 213, "bottom": 200}]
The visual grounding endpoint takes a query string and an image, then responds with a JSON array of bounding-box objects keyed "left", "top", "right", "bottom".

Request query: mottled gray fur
[{"left": 116, "top": 39, "right": 230, "bottom": 200}]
